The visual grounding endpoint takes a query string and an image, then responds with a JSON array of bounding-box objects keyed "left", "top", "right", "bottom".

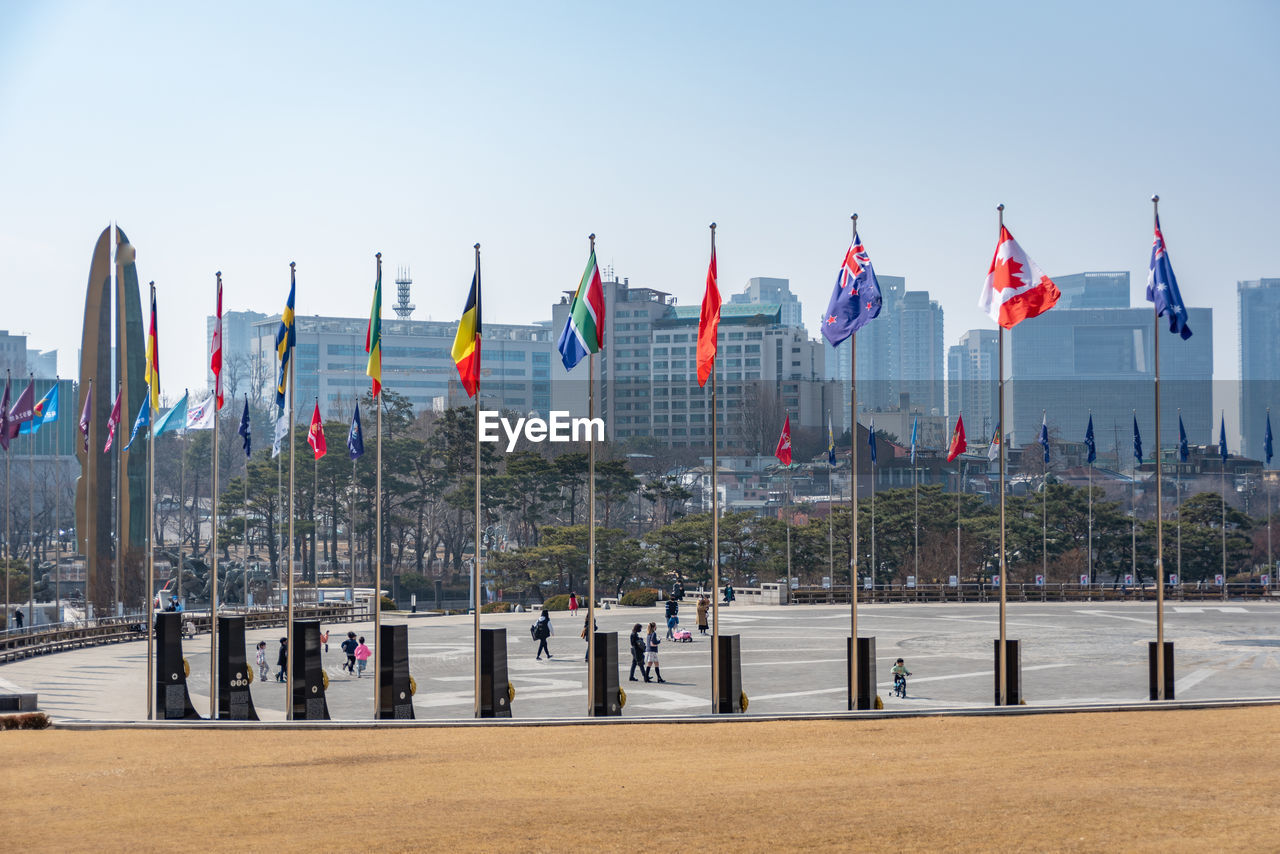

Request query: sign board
[
  {"left": 948, "top": 575, "right": 958, "bottom": 587},
  {"left": 1262, "top": 575, "right": 1271, "bottom": 587},
  {"left": 906, "top": 575, "right": 916, "bottom": 588},
  {"left": 863, "top": 577, "right": 872, "bottom": 590},
  {"left": 1079, "top": 574, "right": 1089, "bottom": 585},
  {"left": 1214, "top": 574, "right": 1225, "bottom": 585},
  {"left": 1168, "top": 574, "right": 1178, "bottom": 585},
  {"left": 1035, "top": 574, "right": 1044, "bottom": 586},
  {"left": 1123, "top": 574, "right": 1134, "bottom": 585},
  {"left": 410, "top": 594, "right": 417, "bottom": 607},
  {"left": 991, "top": 574, "right": 1000, "bottom": 586}
]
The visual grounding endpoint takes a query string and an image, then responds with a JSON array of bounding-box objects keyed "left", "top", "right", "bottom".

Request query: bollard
[
  {"left": 378, "top": 623, "right": 415, "bottom": 719},
  {"left": 217, "top": 615, "right": 259, "bottom": 721},
  {"left": 591, "top": 632, "right": 621, "bottom": 716},
  {"left": 846, "top": 636, "right": 877, "bottom": 710},
  {"left": 478, "top": 627, "right": 512, "bottom": 718},
  {"left": 993, "top": 639, "right": 1022, "bottom": 706},
  {"left": 155, "top": 612, "right": 201, "bottom": 720},
  {"left": 1148, "top": 641, "right": 1175, "bottom": 701},
  {"left": 291, "top": 619, "right": 331, "bottom": 720}
]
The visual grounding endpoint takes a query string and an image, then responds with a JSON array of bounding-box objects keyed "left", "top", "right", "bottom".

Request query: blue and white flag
[
  {"left": 19, "top": 383, "right": 58, "bottom": 435},
  {"left": 123, "top": 396, "right": 151, "bottom": 452},
  {"left": 821, "top": 231, "right": 882, "bottom": 348},
  {"left": 909, "top": 416, "right": 918, "bottom": 464},
  {"left": 186, "top": 395, "right": 215, "bottom": 430},
  {"left": 271, "top": 409, "right": 288, "bottom": 459},
  {"left": 1039, "top": 412, "right": 1050, "bottom": 464},
  {"left": 152, "top": 390, "right": 189, "bottom": 437},
  {"left": 1218, "top": 414, "right": 1228, "bottom": 462},
  {"left": 1178, "top": 414, "right": 1189, "bottom": 463},
  {"left": 1084, "top": 415, "right": 1096, "bottom": 465},
  {"left": 1132, "top": 415, "right": 1142, "bottom": 464},
  {"left": 1147, "top": 213, "right": 1192, "bottom": 339},
  {"left": 348, "top": 402, "right": 365, "bottom": 461}
]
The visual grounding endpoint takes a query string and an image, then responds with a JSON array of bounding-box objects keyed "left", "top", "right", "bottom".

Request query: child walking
[
  {"left": 354, "top": 636, "right": 372, "bottom": 678},
  {"left": 255, "top": 640, "right": 269, "bottom": 681}
]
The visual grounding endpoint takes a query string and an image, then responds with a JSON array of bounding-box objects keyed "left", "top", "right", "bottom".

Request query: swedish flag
[{"left": 275, "top": 265, "right": 297, "bottom": 409}]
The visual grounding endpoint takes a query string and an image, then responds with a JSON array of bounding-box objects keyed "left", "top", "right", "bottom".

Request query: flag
[
  {"left": 144, "top": 283, "right": 160, "bottom": 411},
  {"left": 868, "top": 418, "right": 877, "bottom": 466},
  {"left": 104, "top": 388, "right": 122, "bottom": 452},
  {"left": 1132, "top": 416, "right": 1142, "bottom": 464},
  {"left": 1218, "top": 414, "right": 1228, "bottom": 462},
  {"left": 186, "top": 396, "right": 215, "bottom": 430},
  {"left": 821, "top": 230, "right": 883, "bottom": 347},
  {"left": 774, "top": 415, "right": 792, "bottom": 466},
  {"left": 272, "top": 409, "right": 288, "bottom": 459},
  {"left": 988, "top": 422, "right": 1000, "bottom": 462},
  {"left": 909, "top": 416, "right": 918, "bottom": 464},
  {"left": 1265, "top": 410, "right": 1273, "bottom": 466},
  {"left": 1147, "top": 213, "right": 1192, "bottom": 340},
  {"left": 21, "top": 383, "right": 59, "bottom": 435},
  {"left": 947, "top": 414, "right": 967, "bottom": 463},
  {"left": 275, "top": 268, "right": 296, "bottom": 409},
  {"left": 366, "top": 261, "right": 383, "bottom": 396},
  {"left": 7, "top": 378, "right": 35, "bottom": 439},
  {"left": 827, "top": 415, "right": 836, "bottom": 466},
  {"left": 152, "top": 391, "right": 189, "bottom": 437},
  {"left": 238, "top": 397, "right": 252, "bottom": 457},
  {"left": 557, "top": 246, "right": 606, "bottom": 371},
  {"left": 1178, "top": 414, "right": 1189, "bottom": 463},
  {"left": 307, "top": 401, "right": 326, "bottom": 460},
  {"left": 348, "top": 402, "right": 365, "bottom": 461},
  {"left": 211, "top": 275, "right": 224, "bottom": 410},
  {"left": 978, "top": 225, "right": 1061, "bottom": 329},
  {"left": 0, "top": 377, "right": 9, "bottom": 452},
  {"left": 451, "top": 271, "right": 481, "bottom": 398},
  {"left": 78, "top": 384, "right": 92, "bottom": 454},
  {"left": 1084, "top": 415, "right": 1096, "bottom": 465},
  {"left": 1039, "top": 413, "right": 1050, "bottom": 464},
  {"left": 123, "top": 396, "right": 151, "bottom": 452},
  {"left": 696, "top": 243, "right": 720, "bottom": 387}
]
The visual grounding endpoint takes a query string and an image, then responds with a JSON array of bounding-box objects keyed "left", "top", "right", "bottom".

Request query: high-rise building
[
  {"left": 0, "top": 330, "right": 28, "bottom": 377},
  {"left": 947, "top": 329, "right": 999, "bottom": 441},
  {"left": 1238, "top": 278, "right": 1280, "bottom": 459},
  {"left": 247, "top": 314, "right": 553, "bottom": 418},
  {"left": 730, "top": 277, "right": 805, "bottom": 330},
  {"left": 1008, "top": 306, "right": 1213, "bottom": 458},
  {"left": 853, "top": 275, "right": 904, "bottom": 414},
  {"left": 898, "top": 290, "right": 945, "bottom": 416},
  {"left": 207, "top": 310, "right": 268, "bottom": 402},
  {"left": 1053, "top": 271, "right": 1129, "bottom": 309}
]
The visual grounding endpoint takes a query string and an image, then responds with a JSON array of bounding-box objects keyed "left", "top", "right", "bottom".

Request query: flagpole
[
  {"left": 115, "top": 380, "right": 122, "bottom": 614},
  {"left": 211, "top": 294, "right": 220, "bottom": 716},
  {"left": 1088, "top": 410, "right": 1094, "bottom": 587},
  {"left": 1176, "top": 410, "right": 1181, "bottom": 585},
  {"left": 785, "top": 460, "right": 792, "bottom": 595},
  {"left": 4, "top": 369, "right": 9, "bottom": 627},
  {"left": 1267, "top": 408, "right": 1272, "bottom": 575},
  {"left": 996, "top": 204, "right": 1008, "bottom": 707},
  {"left": 1132, "top": 410, "right": 1137, "bottom": 585},
  {"left": 314, "top": 399, "right": 320, "bottom": 608},
  {"left": 709, "top": 222, "right": 721, "bottom": 715},
  {"left": 956, "top": 458, "right": 962, "bottom": 588},
  {"left": 373, "top": 251, "right": 384, "bottom": 720},
  {"left": 849, "top": 213, "right": 860, "bottom": 709},
  {"left": 1150, "top": 195, "right": 1166, "bottom": 698},
  {"left": 1042, "top": 410, "right": 1048, "bottom": 586},
  {"left": 80, "top": 378, "right": 94, "bottom": 625},
  {"left": 472, "top": 243, "right": 482, "bottom": 719},
  {"left": 286, "top": 263, "right": 297, "bottom": 720},
  {"left": 146, "top": 328, "right": 156, "bottom": 721},
  {"left": 913, "top": 427, "right": 919, "bottom": 582},
  {"left": 586, "top": 235, "right": 597, "bottom": 716},
  {"left": 1221, "top": 410, "right": 1226, "bottom": 600},
  {"left": 28, "top": 377, "right": 36, "bottom": 627}
]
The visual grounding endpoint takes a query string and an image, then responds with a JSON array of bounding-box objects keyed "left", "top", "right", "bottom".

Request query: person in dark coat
[
  {"left": 629, "top": 623, "right": 649, "bottom": 682},
  {"left": 581, "top": 614, "right": 597, "bottom": 661},
  {"left": 696, "top": 595, "right": 709, "bottom": 634},
  {"left": 275, "top": 637, "right": 288, "bottom": 682},
  {"left": 534, "top": 608, "right": 552, "bottom": 660}
]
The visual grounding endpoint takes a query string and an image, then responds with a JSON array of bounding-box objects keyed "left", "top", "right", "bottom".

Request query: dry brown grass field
[{"left": 4, "top": 708, "right": 1278, "bottom": 852}]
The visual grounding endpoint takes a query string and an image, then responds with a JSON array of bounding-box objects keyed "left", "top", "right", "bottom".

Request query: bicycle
[{"left": 893, "top": 673, "right": 909, "bottom": 699}]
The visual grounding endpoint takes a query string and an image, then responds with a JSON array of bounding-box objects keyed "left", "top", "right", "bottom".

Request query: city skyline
[{"left": 2, "top": 3, "right": 1276, "bottom": 449}]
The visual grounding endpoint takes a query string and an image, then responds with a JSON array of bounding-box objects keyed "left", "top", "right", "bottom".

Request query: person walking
[
  {"left": 13, "top": 609, "right": 23, "bottom": 629},
  {"left": 320, "top": 629, "right": 329, "bottom": 653},
  {"left": 645, "top": 621, "right": 665, "bottom": 683},
  {"left": 568, "top": 592, "right": 579, "bottom": 616},
  {"left": 534, "top": 608, "right": 553, "bottom": 660},
  {"left": 354, "top": 636, "right": 372, "bottom": 678},
  {"left": 341, "top": 631, "right": 358, "bottom": 674},
  {"left": 275, "top": 637, "right": 288, "bottom": 682},
  {"left": 665, "top": 597, "right": 679, "bottom": 639},
  {"left": 628, "top": 623, "right": 649, "bottom": 682},
  {"left": 696, "top": 595, "right": 709, "bottom": 635},
  {"left": 255, "top": 640, "right": 269, "bottom": 681},
  {"left": 581, "top": 614, "right": 597, "bottom": 662}
]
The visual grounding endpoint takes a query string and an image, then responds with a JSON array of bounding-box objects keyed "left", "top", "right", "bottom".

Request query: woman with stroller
[{"left": 644, "top": 621, "right": 666, "bottom": 683}]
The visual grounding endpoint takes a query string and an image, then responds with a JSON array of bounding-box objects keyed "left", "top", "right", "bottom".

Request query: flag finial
[
  {"left": 588, "top": 232, "right": 595, "bottom": 241},
  {"left": 290, "top": 261, "right": 295, "bottom": 270},
  {"left": 474, "top": 243, "right": 480, "bottom": 251},
  {"left": 376, "top": 252, "right": 381, "bottom": 260},
  {"left": 216, "top": 271, "right": 221, "bottom": 280},
  {"left": 1151, "top": 194, "right": 1159, "bottom": 203}
]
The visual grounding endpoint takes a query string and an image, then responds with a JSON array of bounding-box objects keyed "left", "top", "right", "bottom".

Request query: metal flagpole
[
  {"left": 472, "top": 244, "right": 482, "bottom": 718},
  {"left": 314, "top": 406, "right": 320, "bottom": 606},
  {"left": 211, "top": 323, "right": 220, "bottom": 718},
  {"left": 586, "top": 235, "right": 597, "bottom": 715},
  {"left": 997, "top": 204, "right": 1008, "bottom": 707},
  {"left": 286, "top": 263, "right": 297, "bottom": 719},
  {"left": 146, "top": 313, "right": 156, "bottom": 720},
  {"left": 349, "top": 458, "right": 356, "bottom": 605},
  {"left": 1132, "top": 409, "right": 1137, "bottom": 585},
  {"left": 115, "top": 379, "right": 122, "bottom": 614},
  {"left": 1176, "top": 410, "right": 1182, "bottom": 584},
  {"left": 956, "top": 459, "right": 962, "bottom": 588},
  {"left": 709, "top": 223, "right": 721, "bottom": 715},
  {"left": 913, "top": 440, "right": 919, "bottom": 581},
  {"left": 785, "top": 463, "right": 792, "bottom": 594},
  {"left": 849, "top": 213, "right": 860, "bottom": 709},
  {"left": 4, "top": 369, "right": 9, "bottom": 627},
  {"left": 28, "top": 379, "right": 36, "bottom": 627},
  {"left": 1268, "top": 408, "right": 1272, "bottom": 576},
  {"left": 1221, "top": 410, "right": 1226, "bottom": 600},
  {"left": 373, "top": 250, "right": 384, "bottom": 720},
  {"left": 1042, "top": 410, "right": 1048, "bottom": 586},
  {"left": 1088, "top": 410, "right": 1093, "bottom": 587},
  {"left": 1151, "top": 195, "right": 1166, "bottom": 698}
]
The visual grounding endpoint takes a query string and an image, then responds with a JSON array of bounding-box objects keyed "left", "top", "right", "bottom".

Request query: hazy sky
[{"left": 2, "top": 1, "right": 1276, "bottom": 442}]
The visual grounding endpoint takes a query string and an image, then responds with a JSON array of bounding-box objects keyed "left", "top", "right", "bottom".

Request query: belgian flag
[{"left": 451, "top": 269, "right": 481, "bottom": 398}]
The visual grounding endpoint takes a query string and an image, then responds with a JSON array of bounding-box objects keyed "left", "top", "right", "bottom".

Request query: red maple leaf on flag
[{"left": 991, "top": 255, "right": 1027, "bottom": 292}]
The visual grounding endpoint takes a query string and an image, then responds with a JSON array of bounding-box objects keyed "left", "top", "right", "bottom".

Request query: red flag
[
  {"left": 977, "top": 225, "right": 1060, "bottom": 329},
  {"left": 307, "top": 401, "right": 327, "bottom": 460},
  {"left": 696, "top": 239, "right": 720, "bottom": 387},
  {"left": 947, "top": 414, "right": 968, "bottom": 462},
  {"left": 103, "top": 388, "right": 122, "bottom": 452},
  {"left": 211, "top": 274, "right": 223, "bottom": 410},
  {"left": 774, "top": 415, "right": 792, "bottom": 466}
]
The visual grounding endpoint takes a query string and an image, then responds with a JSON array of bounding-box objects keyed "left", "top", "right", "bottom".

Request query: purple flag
[
  {"left": 7, "top": 378, "right": 35, "bottom": 439},
  {"left": 79, "top": 383, "right": 93, "bottom": 454},
  {"left": 0, "top": 377, "right": 10, "bottom": 452}
]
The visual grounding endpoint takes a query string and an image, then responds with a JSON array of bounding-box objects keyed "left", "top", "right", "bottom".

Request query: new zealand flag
[{"left": 821, "top": 232, "right": 882, "bottom": 347}]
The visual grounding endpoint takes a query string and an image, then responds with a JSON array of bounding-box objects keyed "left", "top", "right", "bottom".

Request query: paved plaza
[{"left": 2, "top": 601, "right": 1277, "bottom": 721}]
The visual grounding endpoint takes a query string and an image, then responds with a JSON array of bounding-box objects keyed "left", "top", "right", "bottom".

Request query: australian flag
[
  {"left": 1147, "top": 214, "right": 1192, "bottom": 339},
  {"left": 821, "top": 231, "right": 882, "bottom": 347}
]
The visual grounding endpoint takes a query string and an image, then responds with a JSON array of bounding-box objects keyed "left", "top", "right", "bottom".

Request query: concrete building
[
  {"left": 1054, "top": 271, "right": 1129, "bottom": 309},
  {"left": 247, "top": 314, "right": 553, "bottom": 419},
  {"left": 0, "top": 330, "right": 27, "bottom": 377},
  {"left": 730, "top": 277, "right": 805, "bottom": 331},
  {"left": 947, "top": 329, "right": 999, "bottom": 441},
  {"left": 1238, "top": 278, "right": 1280, "bottom": 460},
  {"left": 207, "top": 310, "right": 269, "bottom": 401}
]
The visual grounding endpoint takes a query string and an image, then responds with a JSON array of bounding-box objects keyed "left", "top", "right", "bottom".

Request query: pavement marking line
[
  {"left": 892, "top": 663, "right": 1074, "bottom": 686},
  {"left": 1174, "top": 669, "right": 1218, "bottom": 694},
  {"left": 1173, "top": 606, "right": 1248, "bottom": 613},
  {"left": 1073, "top": 609, "right": 1155, "bottom": 625}
]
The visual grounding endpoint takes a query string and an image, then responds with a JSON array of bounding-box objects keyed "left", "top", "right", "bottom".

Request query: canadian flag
[{"left": 978, "top": 225, "right": 1060, "bottom": 329}]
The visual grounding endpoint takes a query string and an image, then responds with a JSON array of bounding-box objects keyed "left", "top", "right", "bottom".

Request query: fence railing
[{"left": 788, "top": 582, "right": 1277, "bottom": 605}]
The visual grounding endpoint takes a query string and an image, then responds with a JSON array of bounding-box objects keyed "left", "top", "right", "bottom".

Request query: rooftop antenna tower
[{"left": 394, "top": 267, "right": 415, "bottom": 319}]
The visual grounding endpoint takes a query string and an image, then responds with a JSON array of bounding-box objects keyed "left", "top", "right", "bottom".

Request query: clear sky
[{"left": 2, "top": 1, "right": 1276, "bottom": 444}]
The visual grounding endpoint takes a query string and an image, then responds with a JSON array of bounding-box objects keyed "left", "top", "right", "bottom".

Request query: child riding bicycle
[{"left": 891, "top": 658, "right": 911, "bottom": 698}]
